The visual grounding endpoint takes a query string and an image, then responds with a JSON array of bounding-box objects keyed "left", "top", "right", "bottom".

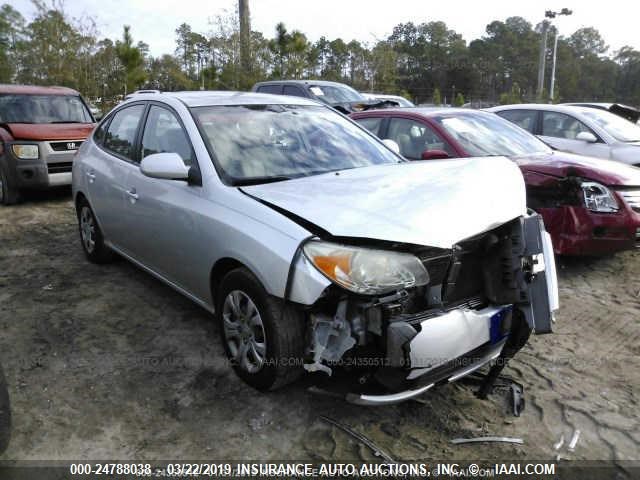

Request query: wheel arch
[{"left": 210, "top": 257, "right": 249, "bottom": 306}]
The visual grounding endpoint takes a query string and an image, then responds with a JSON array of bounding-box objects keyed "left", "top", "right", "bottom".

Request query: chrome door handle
[{"left": 126, "top": 189, "right": 139, "bottom": 201}]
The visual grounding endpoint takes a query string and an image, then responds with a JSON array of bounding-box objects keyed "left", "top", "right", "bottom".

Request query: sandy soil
[{"left": 0, "top": 189, "right": 638, "bottom": 464}]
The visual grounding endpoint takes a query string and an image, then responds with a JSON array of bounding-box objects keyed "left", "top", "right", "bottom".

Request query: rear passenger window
[
  {"left": 496, "top": 110, "right": 537, "bottom": 133},
  {"left": 103, "top": 105, "right": 144, "bottom": 160},
  {"left": 257, "top": 85, "right": 282, "bottom": 95},
  {"left": 141, "top": 106, "right": 194, "bottom": 166},
  {"left": 355, "top": 117, "right": 383, "bottom": 136},
  {"left": 283, "top": 85, "right": 306, "bottom": 98}
]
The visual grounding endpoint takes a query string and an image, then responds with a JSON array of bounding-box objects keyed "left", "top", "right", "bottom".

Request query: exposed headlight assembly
[
  {"left": 12, "top": 144, "right": 39, "bottom": 159},
  {"left": 303, "top": 240, "right": 429, "bottom": 295},
  {"left": 581, "top": 181, "right": 619, "bottom": 213}
]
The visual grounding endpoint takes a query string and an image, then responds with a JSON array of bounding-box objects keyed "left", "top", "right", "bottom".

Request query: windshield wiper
[
  {"left": 49, "top": 121, "right": 85, "bottom": 124},
  {"left": 231, "top": 175, "right": 293, "bottom": 186}
]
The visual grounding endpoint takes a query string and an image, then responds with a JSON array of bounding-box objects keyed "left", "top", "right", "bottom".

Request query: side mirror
[
  {"left": 140, "top": 152, "right": 190, "bottom": 181},
  {"left": 421, "top": 149, "right": 450, "bottom": 160},
  {"left": 576, "top": 131, "right": 598, "bottom": 143},
  {"left": 382, "top": 139, "right": 401, "bottom": 154}
]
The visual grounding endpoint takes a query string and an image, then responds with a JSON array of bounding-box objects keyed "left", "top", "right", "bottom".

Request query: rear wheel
[
  {"left": 0, "top": 363, "right": 10, "bottom": 454},
  {"left": 76, "top": 197, "right": 115, "bottom": 264},
  {"left": 216, "top": 268, "right": 305, "bottom": 391},
  {"left": 0, "top": 163, "right": 19, "bottom": 205}
]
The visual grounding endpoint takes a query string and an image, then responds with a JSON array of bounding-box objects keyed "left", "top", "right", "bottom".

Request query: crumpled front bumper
[
  {"left": 346, "top": 215, "right": 559, "bottom": 406},
  {"left": 347, "top": 306, "right": 510, "bottom": 406}
]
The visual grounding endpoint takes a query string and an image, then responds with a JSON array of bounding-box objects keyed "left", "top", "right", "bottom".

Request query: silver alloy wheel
[
  {"left": 80, "top": 206, "right": 96, "bottom": 253},
  {"left": 222, "top": 290, "right": 267, "bottom": 374}
]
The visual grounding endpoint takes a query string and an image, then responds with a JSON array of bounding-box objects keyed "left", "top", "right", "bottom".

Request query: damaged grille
[{"left": 619, "top": 189, "right": 640, "bottom": 213}]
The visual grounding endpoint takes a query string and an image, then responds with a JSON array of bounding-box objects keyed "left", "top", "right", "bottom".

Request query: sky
[{"left": 12, "top": 0, "right": 640, "bottom": 57}]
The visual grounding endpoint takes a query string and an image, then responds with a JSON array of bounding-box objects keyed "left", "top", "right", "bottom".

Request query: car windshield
[
  {"left": 0, "top": 94, "right": 93, "bottom": 124},
  {"left": 434, "top": 112, "right": 552, "bottom": 156},
  {"left": 191, "top": 104, "right": 401, "bottom": 185},
  {"left": 579, "top": 108, "right": 640, "bottom": 142},
  {"left": 309, "top": 84, "right": 364, "bottom": 104}
]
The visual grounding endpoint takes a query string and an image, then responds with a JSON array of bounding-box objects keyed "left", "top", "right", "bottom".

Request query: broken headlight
[
  {"left": 581, "top": 181, "right": 619, "bottom": 213},
  {"left": 303, "top": 240, "right": 429, "bottom": 295}
]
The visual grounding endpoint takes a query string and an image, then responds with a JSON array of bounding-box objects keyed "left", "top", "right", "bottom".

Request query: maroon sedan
[{"left": 351, "top": 108, "right": 640, "bottom": 256}]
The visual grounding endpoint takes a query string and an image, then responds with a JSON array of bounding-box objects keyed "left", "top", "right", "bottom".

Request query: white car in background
[
  {"left": 361, "top": 93, "right": 415, "bottom": 107},
  {"left": 489, "top": 104, "right": 640, "bottom": 167}
]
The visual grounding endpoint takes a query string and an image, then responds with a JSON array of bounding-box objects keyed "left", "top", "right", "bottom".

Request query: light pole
[
  {"left": 536, "top": 9, "right": 572, "bottom": 102},
  {"left": 549, "top": 8, "right": 573, "bottom": 102}
]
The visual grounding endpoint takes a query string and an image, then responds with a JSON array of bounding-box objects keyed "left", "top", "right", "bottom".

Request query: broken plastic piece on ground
[
  {"left": 568, "top": 429, "right": 581, "bottom": 451},
  {"left": 451, "top": 436, "right": 524, "bottom": 445},
  {"left": 510, "top": 382, "right": 525, "bottom": 417},
  {"left": 554, "top": 434, "right": 565, "bottom": 450},
  {"left": 319, "top": 415, "right": 396, "bottom": 463}
]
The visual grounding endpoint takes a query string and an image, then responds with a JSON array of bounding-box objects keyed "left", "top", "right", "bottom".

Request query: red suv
[{"left": 0, "top": 85, "right": 95, "bottom": 205}]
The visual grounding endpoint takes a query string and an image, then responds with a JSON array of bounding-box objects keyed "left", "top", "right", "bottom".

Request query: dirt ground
[{"left": 0, "top": 189, "right": 638, "bottom": 464}]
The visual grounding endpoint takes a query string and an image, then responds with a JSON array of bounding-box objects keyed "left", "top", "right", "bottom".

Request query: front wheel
[
  {"left": 76, "top": 198, "right": 115, "bottom": 264},
  {"left": 216, "top": 268, "right": 305, "bottom": 391}
]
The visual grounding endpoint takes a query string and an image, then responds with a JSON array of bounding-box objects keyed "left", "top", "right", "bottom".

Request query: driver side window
[
  {"left": 542, "top": 111, "right": 594, "bottom": 140},
  {"left": 386, "top": 118, "right": 454, "bottom": 159},
  {"left": 141, "top": 106, "right": 195, "bottom": 166}
]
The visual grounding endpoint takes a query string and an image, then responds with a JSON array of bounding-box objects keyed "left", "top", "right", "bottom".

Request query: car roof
[
  {"left": 0, "top": 84, "right": 80, "bottom": 96},
  {"left": 122, "top": 90, "right": 320, "bottom": 108},
  {"left": 488, "top": 103, "right": 598, "bottom": 115},
  {"left": 353, "top": 106, "right": 488, "bottom": 117},
  {"left": 254, "top": 79, "right": 352, "bottom": 88}
]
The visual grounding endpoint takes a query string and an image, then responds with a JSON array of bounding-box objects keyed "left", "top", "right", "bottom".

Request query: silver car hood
[{"left": 243, "top": 157, "right": 527, "bottom": 249}]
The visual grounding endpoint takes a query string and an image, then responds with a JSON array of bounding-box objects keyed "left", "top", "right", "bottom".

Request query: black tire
[
  {"left": 0, "top": 363, "right": 10, "bottom": 455},
  {"left": 76, "top": 197, "right": 115, "bottom": 264},
  {"left": 0, "top": 163, "right": 19, "bottom": 206},
  {"left": 216, "top": 267, "right": 305, "bottom": 391}
]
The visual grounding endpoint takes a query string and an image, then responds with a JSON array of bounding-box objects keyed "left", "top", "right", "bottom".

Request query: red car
[
  {"left": 351, "top": 108, "right": 640, "bottom": 255},
  {"left": 0, "top": 84, "right": 95, "bottom": 205}
]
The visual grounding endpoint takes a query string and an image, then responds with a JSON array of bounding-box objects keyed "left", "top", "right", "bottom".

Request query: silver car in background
[
  {"left": 72, "top": 91, "right": 558, "bottom": 405},
  {"left": 489, "top": 104, "right": 640, "bottom": 167}
]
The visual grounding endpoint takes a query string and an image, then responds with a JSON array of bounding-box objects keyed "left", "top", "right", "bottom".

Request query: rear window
[{"left": 0, "top": 94, "right": 93, "bottom": 124}]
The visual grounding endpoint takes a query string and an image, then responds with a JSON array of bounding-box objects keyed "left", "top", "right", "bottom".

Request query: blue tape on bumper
[{"left": 490, "top": 306, "right": 512, "bottom": 344}]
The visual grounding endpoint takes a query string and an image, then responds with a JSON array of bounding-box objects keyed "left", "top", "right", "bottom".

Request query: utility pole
[
  {"left": 239, "top": 0, "right": 251, "bottom": 82},
  {"left": 536, "top": 20, "right": 550, "bottom": 101},
  {"left": 549, "top": 8, "right": 573, "bottom": 102},
  {"left": 537, "top": 9, "right": 573, "bottom": 102}
]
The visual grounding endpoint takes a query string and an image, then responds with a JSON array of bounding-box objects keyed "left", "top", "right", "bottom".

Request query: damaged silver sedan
[{"left": 72, "top": 91, "right": 559, "bottom": 405}]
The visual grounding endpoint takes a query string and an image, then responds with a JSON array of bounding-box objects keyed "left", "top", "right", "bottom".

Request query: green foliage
[
  {"left": 454, "top": 92, "right": 465, "bottom": 106},
  {"left": 432, "top": 88, "right": 442, "bottom": 105},
  {"left": 1, "top": 2, "right": 639, "bottom": 108},
  {"left": 115, "top": 26, "right": 146, "bottom": 94},
  {"left": 499, "top": 82, "right": 523, "bottom": 105}
]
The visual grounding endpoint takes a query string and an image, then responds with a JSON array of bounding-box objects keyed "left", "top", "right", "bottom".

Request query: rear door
[
  {"left": 121, "top": 103, "right": 205, "bottom": 292},
  {"left": 494, "top": 109, "right": 539, "bottom": 134},
  {"left": 85, "top": 103, "right": 145, "bottom": 249}
]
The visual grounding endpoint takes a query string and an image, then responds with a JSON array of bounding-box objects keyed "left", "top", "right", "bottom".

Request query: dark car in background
[
  {"left": 0, "top": 85, "right": 95, "bottom": 205},
  {"left": 251, "top": 80, "right": 398, "bottom": 113},
  {"left": 351, "top": 108, "right": 640, "bottom": 256}
]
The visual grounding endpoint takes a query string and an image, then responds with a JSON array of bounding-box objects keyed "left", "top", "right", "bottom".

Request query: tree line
[{"left": 1, "top": 0, "right": 639, "bottom": 111}]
